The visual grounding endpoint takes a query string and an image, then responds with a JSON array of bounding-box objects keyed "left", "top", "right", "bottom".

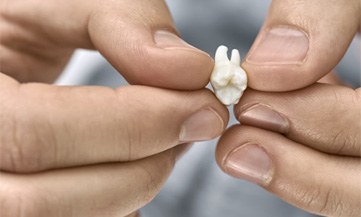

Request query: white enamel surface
[{"left": 211, "top": 45, "right": 248, "bottom": 106}]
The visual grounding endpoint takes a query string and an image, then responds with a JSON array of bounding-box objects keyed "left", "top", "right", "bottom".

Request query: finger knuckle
[
  {"left": 0, "top": 182, "right": 50, "bottom": 217},
  {"left": 0, "top": 110, "right": 49, "bottom": 172},
  {"left": 296, "top": 184, "right": 349, "bottom": 217},
  {"left": 328, "top": 88, "right": 361, "bottom": 155},
  {"left": 139, "top": 166, "right": 163, "bottom": 204},
  {"left": 142, "top": 179, "right": 159, "bottom": 205},
  {"left": 318, "top": 187, "right": 350, "bottom": 217},
  {"left": 330, "top": 129, "right": 355, "bottom": 154},
  {"left": 293, "top": 185, "right": 323, "bottom": 211},
  {"left": 137, "top": 154, "right": 175, "bottom": 205}
]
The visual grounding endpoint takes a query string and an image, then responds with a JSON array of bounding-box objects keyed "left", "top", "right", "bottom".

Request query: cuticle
[
  {"left": 222, "top": 142, "right": 255, "bottom": 168},
  {"left": 235, "top": 102, "right": 264, "bottom": 119},
  {"left": 202, "top": 106, "right": 226, "bottom": 135},
  {"left": 246, "top": 24, "right": 311, "bottom": 65},
  {"left": 236, "top": 103, "right": 291, "bottom": 134},
  {"left": 223, "top": 143, "right": 275, "bottom": 186}
]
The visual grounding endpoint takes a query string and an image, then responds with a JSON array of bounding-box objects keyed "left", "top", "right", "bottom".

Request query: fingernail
[
  {"left": 247, "top": 26, "right": 309, "bottom": 64},
  {"left": 224, "top": 144, "right": 273, "bottom": 185},
  {"left": 237, "top": 104, "right": 289, "bottom": 134},
  {"left": 179, "top": 107, "right": 224, "bottom": 142},
  {"left": 154, "top": 30, "right": 197, "bottom": 50}
]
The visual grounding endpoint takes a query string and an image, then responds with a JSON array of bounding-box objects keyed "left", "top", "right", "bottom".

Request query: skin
[
  {"left": 0, "top": 0, "right": 229, "bottom": 216},
  {"left": 216, "top": 0, "right": 361, "bottom": 217},
  {"left": 0, "top": 0, "right": 360, "bottom": 217}
]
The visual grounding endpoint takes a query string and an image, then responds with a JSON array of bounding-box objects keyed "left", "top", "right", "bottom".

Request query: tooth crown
[{"left": 211, "top": 45, "right": 248, "bottom": 106}]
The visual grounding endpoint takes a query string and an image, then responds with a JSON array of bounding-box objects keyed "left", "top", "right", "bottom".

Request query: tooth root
[
  {"left": 215, "top": 45, "right": 230, "bottom": 63},
  {"left": 230, "top": 49, "right": 241, "bottom": 65}
]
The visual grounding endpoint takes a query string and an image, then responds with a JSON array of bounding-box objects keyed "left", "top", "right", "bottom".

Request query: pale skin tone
[{"left": 0, "top": 0, "right": 360, "bottom": 217}]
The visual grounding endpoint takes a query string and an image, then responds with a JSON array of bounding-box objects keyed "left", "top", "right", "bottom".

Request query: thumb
[
  {"left": 243, "top": 0, "right": 360, "bottom": 91},
  {"left": 216, "top": 126, "right": 361, "bottom": 217},
  {"left": 2, "top": 0, "right": 212, "bottom": 88},
  {"left": 88, "top": 0, "right": 213, "bottom": 90}
]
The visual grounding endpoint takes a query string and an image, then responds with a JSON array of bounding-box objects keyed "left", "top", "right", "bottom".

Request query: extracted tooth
[{"left": 210, "top": 45, "right": 248, "bottom": 106}]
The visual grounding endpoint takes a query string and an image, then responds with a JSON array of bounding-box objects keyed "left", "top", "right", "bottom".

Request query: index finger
[
  {"left": 0, "top": 73, "right": 228, "bottom": 173},
  {"left": 2, "top": 0, "right": 213, "bottom": 89}
]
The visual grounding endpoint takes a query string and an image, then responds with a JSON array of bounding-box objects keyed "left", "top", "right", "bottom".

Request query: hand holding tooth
[
  {"left": 211, "top": 45, "right": 248, "bottom": 106},
  {"left": 0, "top": 1, "right": 224, "bottom": 217}
]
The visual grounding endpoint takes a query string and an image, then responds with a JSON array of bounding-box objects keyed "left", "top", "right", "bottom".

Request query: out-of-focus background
[{"left": 56, "top": 1, "right": 360, "bottom": 217}]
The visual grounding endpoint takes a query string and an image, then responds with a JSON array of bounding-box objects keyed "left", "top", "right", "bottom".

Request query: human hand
[
  {"left": 241, "top": 0, "right": 360, "bottom": 92},
  {"left": 0, "top": 75, "right": 228, "bottom": 217},
  {"left": 216, "top": 84, "right": 360, "bottom": 217},
  {"left": 0, "top": 0, "right": 212, "bottom": 88},
  {"left": 0, "top": 1, "right": 228, "bottom": 217},
  {"left": 216, "top": 0, "right": 360, "bottom": 216}
]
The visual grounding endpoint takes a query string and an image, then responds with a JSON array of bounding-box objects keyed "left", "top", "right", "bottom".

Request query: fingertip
[
  {"left": 138, "top": 39, "right": 214, "bottom": 90},
  {"left": 215, "top": 125, "right": 242, "bottom": 170},
  {"left": 242, "top": 0, "right": 359, "bottom": 91},
  {"left": 242, "top": 61, "right": 320, "bottom": 91},
  {"left": 150, "top": 30, "right": 214, "bottom": 89},
  {"left": 241, "top": 25, "right": 320, "bottom": 92},
  {"left": 91, "top": 17, "right": 214, "bottom": 90},
  {"left": 87, "top": 0, "right": 214, "bottom": 90},
  {"left": 216, "top": 125, "right": 360, "bottom": 217},
  {"left": 181, "top": 89, "right": 230, "bottom": 142}
]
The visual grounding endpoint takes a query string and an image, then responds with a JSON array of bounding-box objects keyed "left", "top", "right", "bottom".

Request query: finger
[
  {"left": 234, "top": 84, "right": 361, "bottom": 156},
  {"left": 125, "top": 212, "right": 140, "bottom": 217},
  {"left": 216, "top": 126, "right": 361, "bottom": 217},
  {"left": 0, "top": 42, "right": 73, "bottom": 83},
  {"left": 0, "top": 147, "right": 181, "bottom": 217},
  {"left": 88, "top": 0, "right": 213, "bottom": 90},
  {"left": 317, "top": 71, "right": 343, "bottom": 85},
  {"left": 242, "top": 0, "right": 360, "bottom": 91},
  {"left": 2, "top": 0, "right": 213, "bottom": 89},
  {"left": 0, "top": 73, "right": 228, "bottom": 173}
]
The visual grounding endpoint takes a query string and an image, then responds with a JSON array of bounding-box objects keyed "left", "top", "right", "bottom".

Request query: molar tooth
[{"left": 211, "top": 45, "right": 248, "bottom": 106}]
